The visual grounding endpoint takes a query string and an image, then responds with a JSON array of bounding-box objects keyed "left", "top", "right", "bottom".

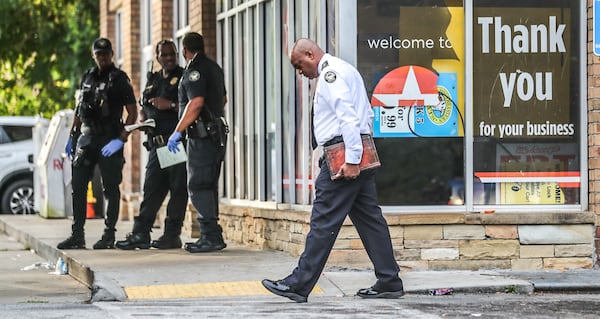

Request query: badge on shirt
[
  {"left": 170, "top": 77, "right": 179, "bottom": 86},
  {"left": 324, "top": 71, "right": 336, "bottom": 83},
  {"left": 189, "top": 71, "right": 200, "bottom": 82}
]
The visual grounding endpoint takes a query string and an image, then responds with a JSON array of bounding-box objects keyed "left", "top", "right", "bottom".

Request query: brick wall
[
  {"left": 189, "top": 0, "right": 217, "bottom": 59},
  {"left": 153, "top": 0, "right": 174, "bottom": 52}
]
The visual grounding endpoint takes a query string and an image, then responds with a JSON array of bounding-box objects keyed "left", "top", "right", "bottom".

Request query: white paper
[
  {"left": 125, "top": 119, "right": 156, "bottom": 132},
  {"left": 156, "top": 143, "right": 187, "bottom": 168}
]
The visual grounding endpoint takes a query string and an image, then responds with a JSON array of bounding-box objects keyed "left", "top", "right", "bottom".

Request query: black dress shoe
[
  {"left": 115, "top": 233, "right": 151, "bottom": 250},
  {"left": 356, "top": 286, "right": 405, "bottom": 299},
  {"left": 184, "top": 238, "right": 226, "bottom": 253},
  {"left": 261, "top": 279, "right": 307, "bottom": 303}
]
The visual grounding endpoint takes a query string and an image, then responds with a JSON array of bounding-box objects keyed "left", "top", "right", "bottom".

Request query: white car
[{"left": 0, "top": 116, "right": 48, "bottom": 214}]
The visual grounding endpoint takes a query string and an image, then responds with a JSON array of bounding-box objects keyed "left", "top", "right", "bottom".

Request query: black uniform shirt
[
  {"left": 178, "top": 53, "right": 227, "bottom": 121},
  {"left": 141, "top": 66, "right": 184, "bottom": 135}
]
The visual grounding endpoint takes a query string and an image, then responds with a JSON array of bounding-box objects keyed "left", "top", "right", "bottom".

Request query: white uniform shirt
[{"left": 314, "top": 53, "right": 373, "bottom": 164}]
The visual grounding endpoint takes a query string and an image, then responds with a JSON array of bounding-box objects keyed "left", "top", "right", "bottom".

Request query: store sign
[
  {"left": 371, "top": 65, "right": 459, "bottom": 137},
  {"left": 473, "top": 8, "right": 573, "bottom": 139}
]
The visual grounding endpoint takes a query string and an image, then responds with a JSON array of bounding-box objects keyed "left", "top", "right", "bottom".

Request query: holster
[
  {"left": 187, "top": 120, "right": 209, "bottom": 139},
  {"left": 70, "top": 131, "right": 81, "bottom": 156},
  {"left": 72, "top": 134, "right": 93, "bottom": 168},
  {"left": 143, "top": 132, "right": 169, "bottom": 151},
  {"left": 207, "top": 117, "right": 229, "bottom": 147}
]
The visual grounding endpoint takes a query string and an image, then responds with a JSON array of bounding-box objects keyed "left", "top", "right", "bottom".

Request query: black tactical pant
[
  {"left": 186, "top": 136, "right": 226, "bottom": 240},
  {"left": 71, "top": 136, "right": 124, "bottom": 236},
  {"left": 134, "top": 147, "right": 188, "bottom": 236}
]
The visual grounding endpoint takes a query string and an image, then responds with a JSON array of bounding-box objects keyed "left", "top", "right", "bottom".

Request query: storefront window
[
  {"left": 356, "top": 0, "right": 583, "bottom": 208},
  {"left": 357, "top": 0, "right": 465, "bottom": 205},
  {"left": 472, "top": 0, "right": 582, "bottom": 206}
]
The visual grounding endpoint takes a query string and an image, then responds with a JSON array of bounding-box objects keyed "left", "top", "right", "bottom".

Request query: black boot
[
  {"left": 115, "top": 233, "right": 151, "bottom": 250},
  {"left": 151, "top": 234, "right": 182, "bottom": 249},
  {"left": 57, "top": 234, "right": 86, "bottom": 249},
  {"left": 184, "top": 235, "right": 226, "bottom": 253},
  {"left": 93, "top": 231, "right": 115, "bottom": 249}
]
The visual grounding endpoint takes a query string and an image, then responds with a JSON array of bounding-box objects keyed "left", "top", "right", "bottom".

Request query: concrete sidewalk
[{"left": 1, "top": 214, "right": 599, "bottom": 303}]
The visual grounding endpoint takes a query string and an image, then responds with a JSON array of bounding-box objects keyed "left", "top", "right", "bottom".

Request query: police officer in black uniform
[
  {"left": 116, "top": 40, "right": 188, "bottom": 250},
  {"left": 58, "top": 37, "right": 137, "bottom": 250},
  {"left": 167, "top": 32, "right": 228, "bottom": 253}
]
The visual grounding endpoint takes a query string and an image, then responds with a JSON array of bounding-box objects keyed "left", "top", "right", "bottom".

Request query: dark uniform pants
[
  {"left": 71, "top": 137, "right": 124, "bottom": 235},
  {"left": 186, "top": 136, "right": 227, "bottom": 239},
  {"left": 134, "top": 147, "right": 188, "bottom": 236},
  {"left": 284, "top": 158, "right": 403, "bottom": 297}
]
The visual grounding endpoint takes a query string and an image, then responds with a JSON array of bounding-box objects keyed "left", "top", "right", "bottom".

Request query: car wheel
[{"left": 1, "top": 179, "right": 35, "bottom": 215}]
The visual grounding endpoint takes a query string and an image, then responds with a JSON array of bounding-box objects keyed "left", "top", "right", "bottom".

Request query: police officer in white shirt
[{"left": 262, "top": 38, "right": 404, "bottom": 303}]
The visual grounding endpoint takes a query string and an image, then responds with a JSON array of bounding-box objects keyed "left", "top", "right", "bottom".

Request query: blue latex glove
[
  {"left": 167, "top": 131, "right": 182, "bottom": 153},
  {"left": 65, "top": 137, "right": 74, "bottom": 160},
  {"left": 101, "top": 138, "right": 124, "bottom": 157}
]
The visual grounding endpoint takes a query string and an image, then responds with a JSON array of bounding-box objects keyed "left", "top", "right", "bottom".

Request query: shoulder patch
[
  {"left": 324, "top": 71, "right": 336, "bottom": 83},
  {"left": 189, "top": 71, "right": 200, "bottom": 82},
  {"left": 170, "top": 76, "right": 179, "bottom": 86}
]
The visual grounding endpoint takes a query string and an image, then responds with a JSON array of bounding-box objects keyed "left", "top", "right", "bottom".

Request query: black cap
[{"left": 92, "top": 37, "right": 112, "bottom": 53}]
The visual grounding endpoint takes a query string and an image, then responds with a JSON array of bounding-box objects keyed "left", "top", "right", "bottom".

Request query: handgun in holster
[
  {"left": 204, "top": 117, "right": 228, "bottom": 147},
  {"left": 69, "top": 131, "right": 81, "bottom": 158},
  {"left": 72, "top": 134, "right": 92, "bottom": 168},
  {"left": 187, "top": 120, "right": 209, "bottom": 139},
  {"left": 215, "top": 117, "right": 229, "bottom": 147},
  {"left": 142, "top": 127, "right": 156, "bottom": 151}
]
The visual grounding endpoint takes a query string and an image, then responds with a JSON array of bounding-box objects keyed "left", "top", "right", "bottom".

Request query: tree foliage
[{"left": 0, "top": 0, "right": 98, "bottom": 117}]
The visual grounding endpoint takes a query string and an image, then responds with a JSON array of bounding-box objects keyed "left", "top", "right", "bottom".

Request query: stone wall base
[{"left": 217, "top": 203, "right": 598, "bottom": 271}]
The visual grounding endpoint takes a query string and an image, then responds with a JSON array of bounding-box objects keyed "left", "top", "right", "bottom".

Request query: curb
[
  {"left": 409, "top": 283, "right": 534, "bottom": 295},
  {"left": 0, "top": 218, "right": 122, "bottom": 302},
  {"left": 532, "top": 283, "right": 600, "bottom": 293}
]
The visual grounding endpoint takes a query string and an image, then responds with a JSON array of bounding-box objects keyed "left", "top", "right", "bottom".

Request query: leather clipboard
[{"left": 322, "top": 135, "right": 381, "bottom": 180}]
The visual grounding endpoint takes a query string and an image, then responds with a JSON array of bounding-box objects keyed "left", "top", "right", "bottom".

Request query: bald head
[
  {"left": 291, "top": 38, "right": 323, "bottom": 56},
  {"left": 289, "top": 38, "right": 324, "bottom": 79}
]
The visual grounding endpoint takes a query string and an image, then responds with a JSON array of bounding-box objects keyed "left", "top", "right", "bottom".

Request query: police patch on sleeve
[
  {"left": 324, "top": 71, "right": 336, "bottom": 83},
  {"left": 189, "top": 71, "right": 200, "bottom": 82}
]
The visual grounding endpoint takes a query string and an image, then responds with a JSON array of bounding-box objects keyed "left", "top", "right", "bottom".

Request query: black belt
[{"left": 323, "top": 134, "right": 370, "bottom": 147}]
